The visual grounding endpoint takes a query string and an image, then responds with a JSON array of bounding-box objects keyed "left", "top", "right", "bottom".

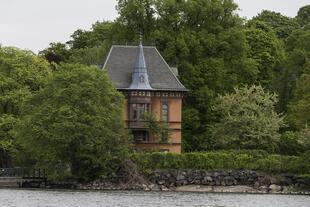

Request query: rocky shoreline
[{"left": 74, "top": 170, "right": 310, "bottom": 195}]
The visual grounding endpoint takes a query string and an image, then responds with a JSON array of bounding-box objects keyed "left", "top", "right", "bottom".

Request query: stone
[
  {"left": 269, "top": 184, "right": 282, "bottom": 192},
  {"left": 254, "top": 181, "right": 260, "bottom": 189},
  {"left": 258, "top": 185, "right": 268, "bottom": 192},
  {"left": 280, "top": 177, "right": 293, "bottom": 186},
  {"left": 270, "top": 177, "right": 280, "bottom": 185},
  {"left": 161, "top": 185, "right": 170, "bottom": 191},
  {"left": 258, "top": 176, "right": 271, "bottom": 186},
  {"left": 206, "top": 176, "right": 213, "bottom": 182},
  {"left": 224, "top": 176, "right": 235, "bottom": 186},
  {"left": 157, "top": 180, "right": 165, "bottom": 185}
]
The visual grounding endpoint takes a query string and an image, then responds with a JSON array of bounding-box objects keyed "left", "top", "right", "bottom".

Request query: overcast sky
[{"left": 0, "top": 0, "right": 308, "bottom": 53}]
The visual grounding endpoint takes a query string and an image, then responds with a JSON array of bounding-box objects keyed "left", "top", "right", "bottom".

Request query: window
[
  {"left": 161, "top": 99, "right": 169, "bottom": 122},
  {"left": 133, "top": 130, "right": 149, "bottom": 143},
  {"left": 139, "top": 75, "right": 145, "bottom": 83},
  {"left": 131, "top": 103, "right": 149, "bottom": 120},
  {"left": 161, "top": 130, "right": 169, "bottom": 143}
]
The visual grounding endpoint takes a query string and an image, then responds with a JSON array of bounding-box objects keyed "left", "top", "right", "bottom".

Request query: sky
[{"left": 0, "top": 0, "right": 309, "bottom": 53}]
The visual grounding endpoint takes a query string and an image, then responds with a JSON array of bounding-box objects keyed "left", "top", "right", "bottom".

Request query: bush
[{"left": 131, "top": 150, "right": 309, "bottom": 174}]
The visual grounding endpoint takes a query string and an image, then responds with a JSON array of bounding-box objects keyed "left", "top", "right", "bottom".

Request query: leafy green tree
[
  {"left": 211, "top": 85, "right": 284, "bottom": 152},
  {"left": 39, "top": 42, "right": 71, "bottom": 65},
  {"left": 68, "top": 45, "right": 108, "bottom": 66},
  {"left": 278, "top": 25, "right": 310, "bottom": 112},
  {"left": 40, "top": 21, "right": 115, "bottom": 66},
  {"left": 143, "top": 113, "right": 170, "bottom": 143},
  {"left": 0, "top": 47, "right": 51, "bottom": 167},
  {"left": 15, "top": 64, "right": 131, "bottom": 180},
  {"left": 116, "top": 0, "right": 157, "bottom": 41},
  {"left": 245, "top": 21, "right": 285, "bottom": 88},
  {"left": 287, "top": 73, "right": 310, "bottom": 129},
  {"left": 67, "top": 29, "right": 93, "bottom": 49},
  {"left": 251, "top": 10, "right": 300, "bottom": 39},
  {"left": 296, "top": 5, "right": 310, "bottom": 27}
]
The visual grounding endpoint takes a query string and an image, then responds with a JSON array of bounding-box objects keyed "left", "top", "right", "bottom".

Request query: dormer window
[{"left": 139, "top": 75, "right": 145, "bottom": 83}]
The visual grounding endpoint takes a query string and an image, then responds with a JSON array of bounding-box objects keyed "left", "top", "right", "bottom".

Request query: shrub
[{"left": 131, "top": 150, "right": 307, "bottom": 174}]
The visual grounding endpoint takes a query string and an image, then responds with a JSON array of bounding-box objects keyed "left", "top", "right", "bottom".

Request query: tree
[
  {"left": 211, "top": 85, "right": 284, "bottom": 152},
  {"left": 143, "top": 113, "right": 171, "bottom": 143},
  {"left": 287, "top": 73, "right": 310, "bottom": 129},
  {"left": 39, "top": 42, "right": 71, "bottom": 65},
  {"left": 251, "top": 10, "right": 300, "bottom": 39},
  {"left": 245, "top": 20, "right": 285, "bottom": 88},
  {"left": 116, "top": 0, "right": 157, "bottom": 41},
  {"left": 15, "top": 64, "right": 131, "bottom": 181},
  {"left": 0, "top": 47, "right": 51, "bottom": 167},
  {"left": 278, "top": 25, "right": 310, "bottom": 112},
  {"left": 67, "top": 29, "right": 93, "bottom": 49},
  {"left": 296, "top": 5, "right": 310, "bottom": 27}
]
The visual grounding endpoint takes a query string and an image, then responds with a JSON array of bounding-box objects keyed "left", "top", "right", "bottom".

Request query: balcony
[{"left": 127, "top": 120, "right": 148, "bottom": 129}]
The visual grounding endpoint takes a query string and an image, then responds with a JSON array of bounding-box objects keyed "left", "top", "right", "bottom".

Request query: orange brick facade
[{"left": 122, "top": 91, "right": 183, "bottom": 154}]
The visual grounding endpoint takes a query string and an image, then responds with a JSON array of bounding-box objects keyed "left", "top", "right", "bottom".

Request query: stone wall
[
  {"left": 69, "top": 169, "right": 310, "bottom": 194},
  {"left": 150, "top": 170, "right": 310, "bottom": 192}
]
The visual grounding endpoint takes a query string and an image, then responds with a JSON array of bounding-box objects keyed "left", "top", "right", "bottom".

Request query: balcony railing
[{"left": 127, "top": 120, "right": 149, "bottom": 129}]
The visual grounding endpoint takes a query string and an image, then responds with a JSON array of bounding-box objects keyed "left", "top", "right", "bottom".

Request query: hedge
[{"left": 130, "top": 150, "right": 310, "bottom": 174}]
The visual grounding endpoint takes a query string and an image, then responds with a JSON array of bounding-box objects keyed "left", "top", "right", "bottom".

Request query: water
[{"left": 0, "top": 189, "right": 309, "bottom": 207}]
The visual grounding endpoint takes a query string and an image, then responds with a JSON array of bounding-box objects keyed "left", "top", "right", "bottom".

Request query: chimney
[{"left": 170, "top": 67, "right": 179, "bottom": 76}]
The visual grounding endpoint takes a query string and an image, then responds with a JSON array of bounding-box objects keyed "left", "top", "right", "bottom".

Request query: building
[{"left": 103, "top": 41, "right": 187, "bottom": 153}]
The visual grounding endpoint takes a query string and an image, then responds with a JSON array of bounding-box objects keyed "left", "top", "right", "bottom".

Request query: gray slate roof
[{"left": 103, "top": 45, "right": 187, "bottom": 91}]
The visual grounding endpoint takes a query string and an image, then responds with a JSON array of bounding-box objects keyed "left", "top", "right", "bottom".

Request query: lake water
[{"left": 0, "top": 189, "right": 309, "bottom": 207}]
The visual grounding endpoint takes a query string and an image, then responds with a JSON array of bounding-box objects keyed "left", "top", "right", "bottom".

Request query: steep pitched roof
[{"left": 103, "top": 45, "right": 187, "bottom": 91}]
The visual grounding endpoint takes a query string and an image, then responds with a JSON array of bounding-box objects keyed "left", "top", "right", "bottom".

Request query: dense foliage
[
  {"left": 15, "top": 64, "right": 131, "bottom": 180},
  {"left": 131, "top": 151, "right": 310, "bottom": 174}
]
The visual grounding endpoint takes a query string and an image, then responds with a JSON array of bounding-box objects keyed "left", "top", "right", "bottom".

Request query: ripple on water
[{"left": 0, "top": 189, "right": 309, "bottom": 207}]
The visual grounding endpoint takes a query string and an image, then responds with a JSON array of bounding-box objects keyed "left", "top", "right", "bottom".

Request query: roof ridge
[{"left": 102, "top": 45, "right": 114, "bottom": 70}]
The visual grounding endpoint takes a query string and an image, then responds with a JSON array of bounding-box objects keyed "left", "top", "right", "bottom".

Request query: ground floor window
[{"left": 132, "top": 130, "right": 149, "bottom": 143}]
